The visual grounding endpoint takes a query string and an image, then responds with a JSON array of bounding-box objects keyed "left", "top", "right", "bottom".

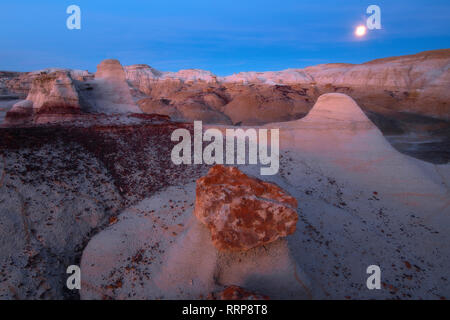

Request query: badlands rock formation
[
  {"left": 0, "top": 69, "right": 92, "bottom": 100},
  {"left": 1, "top": 49, "right": 448, "bottom": 127},
  {"left": 0, "top": 71, "right": 32, "bottom": 99},
  {"left": 4, "top": 70, "right": 86, "bottom": 125},
  {"left": 2, "top": 60, "right": 140, "bottom": 124},
  {"left": 128, "top": 65, "right": 230, "bottom": 124},
  {"left": 6, "top": 100, "right": 33, "bottom": 119},
  {"left": 127, "top": 64, "right": 314, "bottom": 125},
  {"left": 5, "top": 70, "right": 82, "bottom": 122},
  {"left": 257, "top": 93, "right": 450, "bottom": 299},
  {"left": 1, "top": 89, "right": 448, "bottom": 299},
  {"left": 0, "top": 48, "right": 448, "bottom": 300},
  {"left": 88, "top": 59, "right": 141, "bottom": 114},
  {"left": 78, "top": 93, "right": 450, "bottom": 300},
  {"left": 80, "top": 184, "right": 310, "bottom": 300},
  {"left": 194, "top": 165, "right": 298, "bottom": 251},
  {"left": 221, "top": 49, "right": 450, "bottom": 120},
  {"left": 27, "top": 70, "right": 81, "bottom": 114},
  {"left": 124, "top": 49, "right": 450, "bottom": 123}
]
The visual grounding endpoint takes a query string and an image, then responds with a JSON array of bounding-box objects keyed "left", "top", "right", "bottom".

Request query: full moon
[{"left": 355, "top": 25, "right": 367, "bottom": 37}]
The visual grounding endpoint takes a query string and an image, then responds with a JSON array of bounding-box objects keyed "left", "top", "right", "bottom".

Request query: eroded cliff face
[
  {"left": 1, "top": 49, "right": 449, "bottom": 126},
  {"left": 308, "top": 50, "right": 450, "bottom": 121},
  {"left": 124, "top": 49, "right": 450, "bottom": 123},
  {"left": 4, "top": 71, "right": 83, "bottom": 125},
  {"left": 0, "top": 71, "right": 31, "bottom": 98},
  {"left": 83, "top": 59, "right": 141, "bottom": 114},
  {"left": 2, "top": 61, "right": 141, "bottom": 124},
  {"left": 27, "top": 71, "right": 82, "bottom": 114},
  {"left": 135, "top": 81, "right": 314, "bottom": 125}
]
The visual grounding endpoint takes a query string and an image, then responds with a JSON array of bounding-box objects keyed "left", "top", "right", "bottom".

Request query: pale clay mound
[
  {"left": 80, "top": 93, "right": 450, "bottom": 299},
  {"left": 4, "top": 59, "right": 141, "bottom": 125},
  {"left": 78, "top": 59, "right": 141, "bottom": 114},
  {"left": 80, "top": 184, "right": 311, "bottom": 300}
]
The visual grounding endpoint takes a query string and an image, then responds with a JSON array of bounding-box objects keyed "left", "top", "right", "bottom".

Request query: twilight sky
[{"left": 0, "top": 0, "right": 449, "bottom": 75}]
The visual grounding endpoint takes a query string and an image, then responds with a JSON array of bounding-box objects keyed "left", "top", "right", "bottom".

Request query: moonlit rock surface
[
  {"left": 125, "top": 64, "right": 217, "bottom": 84},
  {"left": 80, "top": 184, "right": 311, "bottom": 300},
  {"left": 302, "top": 92, "right": 374, "bottom": 123},
  {"left": 91, "top": 59, "right": 141, "bottom": 114},
  {"left": 29, "top": 68, "right": 92, "bottom": 81},
  {"left": 122, "top": 49, "right": 450, "bottom": 121},
  {"left": 164, "top": 69, "right": 218, "bottom": 83},
  {"left": 194, "top": 165, "right": 298, "bottom": 251},
  {"left": 8, "top": 99, "right": 33, "bottom": 115},
  {"left": 3, "top": 50, "right": 447, "bottom": 125},
  {"left": 79, "top": 93, "right": 450, "bottom": 299},
  {"left": 4, "top": 99, "right": 34, "bottom": 124},
  {"left": 26, "top": 70, "right": 81, "bottom": 114},
  {"left": 95, "top": 59, "right": 129, "bottom": 81},
  {"left": 259, "top": 93, "right": 450, "bottom": 298},
  {"left": 221, "top": 69, "right": 313, "bottom": 84}
]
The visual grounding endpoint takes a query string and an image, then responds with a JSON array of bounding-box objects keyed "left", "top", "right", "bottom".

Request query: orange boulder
[{"left": 194, "top": 165, "right": 298, "bottom": 251}]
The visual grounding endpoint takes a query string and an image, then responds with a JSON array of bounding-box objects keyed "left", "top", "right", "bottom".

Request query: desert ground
[{"left": 0, "top": 49, "right": 449, "bottom": 299}]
